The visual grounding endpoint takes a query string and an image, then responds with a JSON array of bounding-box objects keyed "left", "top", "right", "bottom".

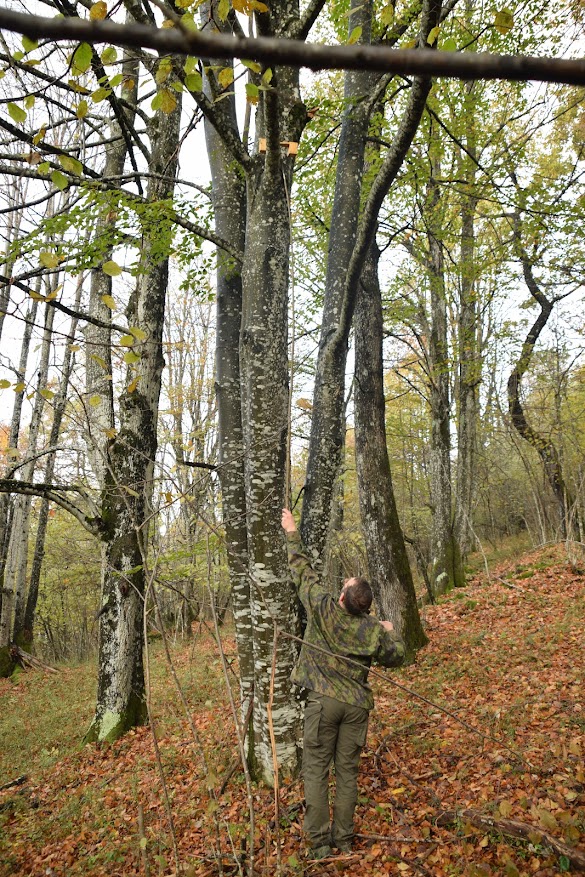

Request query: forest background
[{"left": 0, "top": 0, "right": 584, "bottom": 872}]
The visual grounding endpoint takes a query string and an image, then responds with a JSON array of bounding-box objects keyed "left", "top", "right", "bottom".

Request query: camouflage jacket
[{"left": 286, "top": 531, "right": 405, "bottom": 710}]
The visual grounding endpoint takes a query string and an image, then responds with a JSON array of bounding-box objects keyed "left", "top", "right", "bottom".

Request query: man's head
[{"left": 339, "top": 576, "right": 373, "bottom": 616}]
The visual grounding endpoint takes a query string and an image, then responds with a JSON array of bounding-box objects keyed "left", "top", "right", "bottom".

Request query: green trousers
[{"left": 302, "top": 691, "right": 369, "bottom": 850}]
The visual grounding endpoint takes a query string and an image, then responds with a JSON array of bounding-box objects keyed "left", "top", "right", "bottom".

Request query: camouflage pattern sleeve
[
  {"left": 286, "top": 531, "right": 328, "bottom": 612},
  {"left": 373, "top": 628, "right": 406, "bottom": 668}
]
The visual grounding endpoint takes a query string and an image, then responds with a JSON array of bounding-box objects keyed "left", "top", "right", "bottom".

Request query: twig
[
  {"left": 267, "top": 623, "right": 282, "bottom": 876},
  {"left": 137, "top": 803, "right": 151, "bottom": 877},
  {"left": 494, "top": 575, "right": 526, "bottom": 592},
  {"left": 436, "top": 809, "right": 585, "bottom": 871},
  {"left": 0, "top": 775, "right": 28, "bottom": 791}
]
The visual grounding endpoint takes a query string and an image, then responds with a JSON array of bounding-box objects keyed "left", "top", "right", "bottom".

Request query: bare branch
[{"left": 1, "top": 7, "right": 585, "bottom": 85}]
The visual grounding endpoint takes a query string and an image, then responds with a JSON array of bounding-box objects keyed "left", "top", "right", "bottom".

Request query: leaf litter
[{"left": 0, "top": 544, "right": 583, "bottom": 876}]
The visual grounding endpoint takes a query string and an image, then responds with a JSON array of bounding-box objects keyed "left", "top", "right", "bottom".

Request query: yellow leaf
[
  {"left": 89, "top": 394, "right": 102, "bottom": 407},
  {"left": 120, "top": 334, "right": 135, "bottom": 347},
  {"left": 90, "top": 1, "right": 107, "bottom": 19},
  {"left": 39, "top": 251, "right": 60, "bottom": 269},
  {"left": 104, "top": 427, "right": 117, "bottom": 439},
  {"left": 494, "top": 9, "right": 514, "bottom": 34},
  {"left": 14, "top": 382, "right": 26, "bottom": 393},
  {"left": 427, "top": 25, "right": 440, "bottom": 45},
  {"left": 0, "top": 379, "right": 11, "bottom": 389},
  {"left": 296, "top": 397, "right": 313, "bottom": 411},
  {"left": 91, "top": 354, "right": 108, "bottom": 370},
  {"left": 159, "top": 88, "right": 177, "bottom": 114},
  {"left": 218, "top": 67, "right": 234, "bottom": 88},
  {"left": 40, "top": 388, "right": 55, "bottom": 400},
  {"left": 129, "top": 327, "right": 147, "bottom": 341},
  {"left": 165, "top": 492, "right": 173, "bottom": 503},
  {"left": 127, "top": 376, "right": 140, "bottom": 393},
  {"left": 124, "top": 350, "right": 141, "bottom": 364},
  {"left": 101, "top": 294, "right": 117, "bottom": 310},
  {"left": 499, "top": 800, "right": 513, "bottom": 818}
]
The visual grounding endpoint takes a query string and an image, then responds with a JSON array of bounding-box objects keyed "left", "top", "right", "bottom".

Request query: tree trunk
[
  {"left": 85, "top": 94, "right": 182, "bottom": 743},
  {"left": 22, "top": 279, "right": 83, "bottom": 645},
  {"left": 354, "top": 239, "right": 427, "bottom": 656},
  {"left": 425, "top": 146, "right": 463, "bottom": 595},
  {"left": 301, "top": 0, "right": 443, "bottom": 564},
  {"left": 301, "top": 0, "right": 375, "bottom": 563},
  {"left": 454, "top": 78, "right": 480, "bottom": 561}
]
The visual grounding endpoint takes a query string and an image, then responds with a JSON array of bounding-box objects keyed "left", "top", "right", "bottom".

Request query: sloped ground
[{"left": 0, "top": 544, "right": 583, "bottom": 876}]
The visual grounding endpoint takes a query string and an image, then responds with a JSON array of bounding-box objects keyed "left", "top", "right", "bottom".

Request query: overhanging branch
[{"left": 1, "top": 7, "right": 585, "bottom": 85}]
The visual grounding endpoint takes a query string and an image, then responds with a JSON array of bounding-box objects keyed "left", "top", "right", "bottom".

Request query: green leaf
[
  {"left": 427, "top": 25, "right": 440, "bottom": 45},
  {"left": 123, "top": 350, "right": 141, "bottom": 364},
  {"left": 24, "top": 94, "right": 35, "bottom": 110},
  {"left": 22, "top": 35, "right": 38, "bottom": 53},
  {"left": 185, "top": 72, "right": 203, "bottom": 92},
  {"left": 242, "top": 59, "right": 261, "bottom": 73},
  {"left": 91, "top": 87, "right": 111, "bottom": 103},
  {"left": 77, "top": 99, "right": 89, "bottom": 119},
  {"left": 245, "top": 82, "right": 259, "bottom": 104},
  {"left": 218, "top": 0, "right": 229, "bottom": 20},
  {"left": 262, "top": 68, "right": 273, "bottom": 85},
  {"left": 171, "top": 81, "right": 184, "bottom": 92},
  {"left": 40, "top": 388, "right": 55, "bottom": 401},
  {"left": 101, "top": 46, "right": 117, "bottom": 65},
  {"left": 494, "top": 9, "right": 514, "bottom": 34},
  {"left": 129, "top": 327, "right": 147, "bottom": 341},
  {"left": 348, "top": 25, "right": 362, "bottom": 44},
  {"left": 380, "top": 3, "right": 394, "bottom": 26},
  {"left": 151, "top": 91, "right": 163, "bottom": 111},
  {"left": 38, "top": 161, "right": 50, "bottom": 174},
  {"left": 120, "top": 334, "right": 135, "bottom": 347},
  {"left": 59, "top": 154, "right": 83, "bottom": 175},
  {"left": 184, "top": 56, "right": 199, "bottom": 74},
  {"left": 51, "top": 171, "right": 68, "bottom": 191},
  {"left": 101, "top": 294, "right": 117, "bottom": 310},
  {"left": 139, "top": 838, "right": 148, "bottom": 851},
  {"left": 13, "top": 51, "right": 24, "bottom": 62},
  {"left": 109, "top": 74, "right": 123, "bottom": 88},
  {"left": 559, "top": 856, "right": 571, "bottom": 872},
  {"left": 72, "top": 42, "right": 93, "bottom": 76},
  {"left": 7, "top": 102, "right": 27, "bottom": 124},
  {"left": 39, "top": 251, "right": 60, "bottom": 269},
  {"left": 441, "top": 37, "right": 457, "bottom": 51},
  {"left": 156, "top": 58, "right": 173, "bottom": 84},
  {"left": 102, "top": 260, "right": 122, "bottom": 276}
]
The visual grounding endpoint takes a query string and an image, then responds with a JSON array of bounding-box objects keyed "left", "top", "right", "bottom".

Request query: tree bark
[
  {"left": 354, "top": 239, "right": 427, "bottom": 656},
  {"left": 85, "top": 91, "right": 182, "bottom": 743}
]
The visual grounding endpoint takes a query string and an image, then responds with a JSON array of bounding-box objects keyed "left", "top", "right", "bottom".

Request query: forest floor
[{"left": 0, "top": 543, "right": 584, "bottom": 877}]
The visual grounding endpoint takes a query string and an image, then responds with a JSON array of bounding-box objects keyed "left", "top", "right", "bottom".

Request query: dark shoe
[{"left": 308, "top": 845, "right": 332, "bottom": 860}]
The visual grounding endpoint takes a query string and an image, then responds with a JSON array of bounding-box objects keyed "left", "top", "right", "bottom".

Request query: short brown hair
[{"left": 344, "top": 577, "right": 373, "bottom": 616}]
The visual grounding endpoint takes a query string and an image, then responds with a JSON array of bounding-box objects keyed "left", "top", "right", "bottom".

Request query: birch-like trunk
[
  {"left": 9, "top": 302, "right": 55, "bottom": 643},
  {"left": 201, "top": 39, "right": 253, "bottom": 741},
  {"left": 239, "top": 56, "right": 307, "bottom": 781},
  {"left": 0, "top": 294, "right": 39, "bottom": 670},
  {"left": 22, "top": 279, "right": 82, "bottom": 643},
  {"left": 85, "top": 95, "right": 181, "bottom": 743},
  {"left": 354, "top": 239, "right": 427, "bottom": 656}
]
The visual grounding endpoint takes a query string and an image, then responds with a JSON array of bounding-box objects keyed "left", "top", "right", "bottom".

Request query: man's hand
[
  {"left": 380, "top": 620, "right": 394, "bottom": 632},
  {"left": 281, "top": 508, "right": 297, "bottom": 534}
]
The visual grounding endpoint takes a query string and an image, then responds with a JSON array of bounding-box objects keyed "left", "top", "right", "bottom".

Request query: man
[{"left": 281, "top": 508, "right": 406, "bottom": 860}]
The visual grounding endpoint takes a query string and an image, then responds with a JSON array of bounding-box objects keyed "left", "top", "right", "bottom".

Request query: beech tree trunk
[
  {"left": 85, "top": 95, "right": 182, "bottom": 743},
  {"left": 354, "top": 239, "right": 427, "bottom": 656}
]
